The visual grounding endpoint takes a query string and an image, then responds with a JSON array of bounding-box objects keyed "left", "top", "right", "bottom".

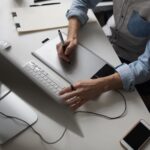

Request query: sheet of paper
[{"left": 12, "top": 4, "right": 96, "bottom": 33}]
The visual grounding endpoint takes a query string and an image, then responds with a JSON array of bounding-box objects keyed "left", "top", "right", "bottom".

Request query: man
[{"left": 57, "top": 0, "right": 150, "bottom": 110}]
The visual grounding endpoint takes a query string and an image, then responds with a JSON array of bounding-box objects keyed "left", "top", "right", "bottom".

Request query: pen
[
  {"left": 58, "top": 30, "right": 65, "bottom": 46},
  {"left": 30, "top": 2, "right": 61, "bottom": 7},
  {"left": 58, "top": 30, "right": 71, "bottom": 64}
]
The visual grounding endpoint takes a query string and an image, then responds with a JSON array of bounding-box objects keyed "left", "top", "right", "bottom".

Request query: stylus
[
  {"left": 58, "top": 30, "right": 65, "bottom": 46},
  {"left": 58, "top": 30, "right": 71, "bottom": 64}
]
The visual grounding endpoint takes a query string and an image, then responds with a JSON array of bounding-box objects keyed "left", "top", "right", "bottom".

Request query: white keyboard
[{"left": 23, "top": 61, "right": 64, "bottom": 102}]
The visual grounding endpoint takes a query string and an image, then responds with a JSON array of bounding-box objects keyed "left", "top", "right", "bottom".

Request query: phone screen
[{"left": 123, "top": 122, "right": 150, "bottom": 149}]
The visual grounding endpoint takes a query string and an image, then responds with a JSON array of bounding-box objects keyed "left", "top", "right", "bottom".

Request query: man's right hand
[
  {"left": 56, "top": 17, "right": 81, "bottom": 63},
  {"left": 56, "top": 37, "right": 78, "bottom": 63}
]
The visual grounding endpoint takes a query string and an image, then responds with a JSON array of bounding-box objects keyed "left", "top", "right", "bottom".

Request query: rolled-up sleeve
[
  {"left": 66, "top": 0, "right": 101, "bottom": 25},
  {"left": 116, "top": 40, "right": 150, "bottom": 91}
]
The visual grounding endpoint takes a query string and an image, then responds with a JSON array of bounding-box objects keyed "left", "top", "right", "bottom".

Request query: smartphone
[{"left": 120, "top": 120, "right": 150, "bottom": 150}]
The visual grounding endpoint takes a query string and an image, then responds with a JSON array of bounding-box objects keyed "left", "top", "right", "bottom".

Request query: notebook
[{"left": 12, "top": 4, "right": 96, "bottom": 33}]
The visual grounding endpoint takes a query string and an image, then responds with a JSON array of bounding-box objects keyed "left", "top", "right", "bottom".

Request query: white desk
[{"left": 0, "top": 0, "right": 150, "bottom": 150}]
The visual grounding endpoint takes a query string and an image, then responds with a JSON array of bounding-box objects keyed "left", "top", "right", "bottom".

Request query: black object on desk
[
  {"left": 91, "top": 64, "right": 116, "bottom": 79},
  {"left": 34, "top": 0, "right": 52, "bottom": 3},
  {"left": 30, "top": 2, "right": 61, "bottom": 7}
]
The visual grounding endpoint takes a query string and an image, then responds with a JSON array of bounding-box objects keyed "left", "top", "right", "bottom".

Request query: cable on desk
[
  {"left": 0, "top": 111, "right": 67, "bottom": 144},
  {"left": 0, "top": 90, "right": 67, "bottom": 144},
  {"left": 0, "top": 90, "right": 127, "bottom": 144},
  {"left": 75, "top": 90, "right": 127, "bottom": 119},
  {"left": 0, "top": 90, "right": 67, "bottom": 145}
]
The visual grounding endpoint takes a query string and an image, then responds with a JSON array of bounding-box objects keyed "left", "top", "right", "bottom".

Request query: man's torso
[{"left": 112, "top": 0, "right": 150, "bottom": 61}]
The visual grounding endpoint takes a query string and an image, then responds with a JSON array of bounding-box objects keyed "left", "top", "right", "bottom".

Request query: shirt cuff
[
  {"left": 115, "top": 63, "right": 135, "bottom": 91},
  {"left": 66, "top": 9, "right": 89, "bottom": 25}
]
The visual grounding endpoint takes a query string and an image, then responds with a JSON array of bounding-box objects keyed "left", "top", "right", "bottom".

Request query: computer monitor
[
  {"left": 0, "top": 86, "right": 38, "bottom": 144},
  {"left": 0, "top": 48, "right": 82, "bottom": 144}
]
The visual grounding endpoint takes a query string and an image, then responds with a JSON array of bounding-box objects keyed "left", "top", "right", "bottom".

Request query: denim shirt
[{"left": 66, "top": 0, "right": 150, "bottom": 91}]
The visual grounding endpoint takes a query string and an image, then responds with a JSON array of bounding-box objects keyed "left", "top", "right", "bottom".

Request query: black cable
[
  {"left": 75, "top": 90, "right": 127, "bottom": 119},
  {"left": 0, "top": 111, "right": 67, "bottom": 144},
  {"left": 0, "top": 90, "right": 127, "bottom": 144},
  {"left": 0, "top": 90, "right": 67, "bottom": 144}
]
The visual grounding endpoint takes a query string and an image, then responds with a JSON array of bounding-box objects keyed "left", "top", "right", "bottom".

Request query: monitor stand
[{"left": 0, "top": 83, "right": 38, "bottom": 145}]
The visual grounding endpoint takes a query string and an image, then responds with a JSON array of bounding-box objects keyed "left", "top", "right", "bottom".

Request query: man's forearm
[
  {"left": 67, "top": 17, "right": 81, "bottom": 41},
  {"left": 97, "top": 73, "right": 123, "bottom": 92}
]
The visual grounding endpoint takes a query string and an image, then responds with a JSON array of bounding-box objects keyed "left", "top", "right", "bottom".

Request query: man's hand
[
  {"left": 59, "top": 78, "right": 106, "bottom": 110},
  {"left": 56, "top": 17, "right": 80, "bottom": 62},
  {"left": 59, "top": 73, "right": 123, "bottom": 110},
  {"left": 56, "top": 38, "right": 78, "bottom": 63}
]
